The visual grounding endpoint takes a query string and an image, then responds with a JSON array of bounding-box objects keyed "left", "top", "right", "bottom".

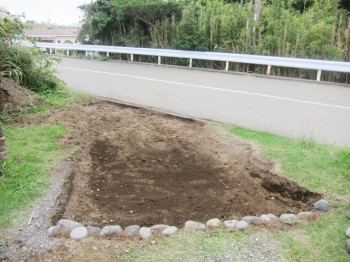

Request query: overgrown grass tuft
[
  {"left": 0, "top": 124, "right": 69, "bottom": 228},
  {"left": 24, "top": 83, "right": 94, "bottom": 115}
]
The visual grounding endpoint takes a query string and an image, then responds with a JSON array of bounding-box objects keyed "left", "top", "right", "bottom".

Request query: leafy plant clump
[{"left": 0, "top": 17, "right": 61, "bottom": 94}]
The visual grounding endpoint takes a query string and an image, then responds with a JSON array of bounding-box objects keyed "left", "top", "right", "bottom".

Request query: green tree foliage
[
  {"left": 79, "top": 0, "right": 350, "bottom": 81},
  {"left": 78, "top": 0, "right": 184, "bottom": 46},
  {"left": 0, "top": 17, "right": 60, "bottom": 93}
]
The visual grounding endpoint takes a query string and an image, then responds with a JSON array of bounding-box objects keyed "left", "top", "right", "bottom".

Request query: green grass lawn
[
  {"left": 0, "top": 124, "right": 69, "bottom": 228},
  {"left": 0, "top": 84, "right": 88, "bottom": 228}
]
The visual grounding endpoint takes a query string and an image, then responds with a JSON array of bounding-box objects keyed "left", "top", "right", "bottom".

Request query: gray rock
[
  {"left": 259, "top": 215, "right": 271, "bottom": 222},
  {"left": 224, "top": 220, "right": 237, "bottom": 229},
  {"left": 70, "top": 227, "right": 88, "bottom": 239},
  {"left": 235, "top": 221, "right": 249, "bottom": 230},
  {"left": 139, "top": 227, "right": 151, "bottom": 239},
  {"left": 47, "top": 226, "right": 69, "bottom": 236},
  {"left": 150, "top": 224, "right": 169, "bottom": 232},
  {"left": 346, "top": 239, "right": 350, "bottom": 253},
  {"left": 297, "top": 211, "right": 314, "bottom": 219},
  {"left": 100, "top": 226, "right": 112, "bottom": 236},
  {"left": 57, "top": 219, "right": 83, "bottom": 230},
  {"left": 110, "top": 225, "right": 123, "bottom": 234},
  {"left": 346, "top": 227, "right": 350, "bottom": 238},
  {"left": 206, "top": 218, "right": 223, "bottom": 228},
  {"left": 86, "top": 226, "right": 102, "bottom": 235},
  {"left": 279, "top": 214, "right": 298, "bottom": 222},
  {"left": 346, "top": 211, "right": 350, "bottom": 220},
  {"left": 313, "top": 199, "right": 330, "bottom": 212},
  {"left": 184, "top": 221, "right": 206, "bottom": 231},
  {"left": 161, "top": 226, "right": 178, "bottom": 236},
  {"left": 267, "top": 214, "right": 278, "bottom": 220},
  {"left": 124, "top": 225, "right": 140, "bottom": 236},
  {"left": 241, "top": 216, "right": 259, "bottom": 224},
  {"left": 100, "top": 225, "right": 123, "bottom": 236},
  {"left": 47, "top": 226, "right": 58, "bottom": 235}
]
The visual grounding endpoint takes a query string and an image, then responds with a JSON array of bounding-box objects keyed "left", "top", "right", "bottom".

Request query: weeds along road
[{"left": 55, "top": 57, "right": 350, "bottom": 147}]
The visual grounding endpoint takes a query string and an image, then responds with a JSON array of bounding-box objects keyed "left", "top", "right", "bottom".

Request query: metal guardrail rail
[{"left": 22, "top": 41, "right": 350, "bottom": 82}]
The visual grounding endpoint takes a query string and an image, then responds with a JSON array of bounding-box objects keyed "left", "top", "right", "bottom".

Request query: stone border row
[
  {"left": 345, "top": 210, "right": 350, "bottom": 253},
  {"left": 48, "top": 199, "right": 330, "bottom": 240}
]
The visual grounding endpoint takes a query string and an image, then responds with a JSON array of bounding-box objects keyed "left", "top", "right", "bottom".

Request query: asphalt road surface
[{"left": 55, "top": 57, "right": 350, "bottom": 147}]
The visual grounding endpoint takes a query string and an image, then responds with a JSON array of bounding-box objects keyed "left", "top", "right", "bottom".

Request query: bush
[{"left": 0, "top": 17, "right": 61, "bottom": 94}]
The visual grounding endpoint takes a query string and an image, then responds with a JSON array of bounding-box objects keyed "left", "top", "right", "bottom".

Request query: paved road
[{"left": 55, "top": 57, "right": 350, "bottom": 147}]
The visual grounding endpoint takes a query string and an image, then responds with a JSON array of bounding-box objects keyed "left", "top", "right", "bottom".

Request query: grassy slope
[{"left": 0, "top": 85, "right": 90, "bottom": 228}]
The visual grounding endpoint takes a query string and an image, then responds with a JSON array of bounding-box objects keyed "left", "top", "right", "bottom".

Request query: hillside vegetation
[
  {"left": 78, "top": 0, "right": 350, "bottom": 82},
  {"left": 0, "top": 16, "right": 61, "bottom": 93}
]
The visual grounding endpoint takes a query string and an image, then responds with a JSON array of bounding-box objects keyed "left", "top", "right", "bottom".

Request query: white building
[{"left": 24, "top": 28, "right": 79, "bottom": 44}]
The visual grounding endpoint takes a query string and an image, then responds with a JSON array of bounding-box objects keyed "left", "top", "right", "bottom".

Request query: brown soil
[
  {"left": 18, "top": 99, "right": 320, "bottom": 228},
  {"left": 0, "top": 77, "right": 35, "bottom": 116}
]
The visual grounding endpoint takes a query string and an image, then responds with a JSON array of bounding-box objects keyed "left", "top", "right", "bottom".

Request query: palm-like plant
[{"left": 0, "top": 17, "right": 24, "bottom": 83}]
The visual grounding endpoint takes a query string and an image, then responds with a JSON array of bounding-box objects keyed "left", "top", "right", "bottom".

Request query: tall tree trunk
[
  {"left": 253, "top": 0, "right": 262, "bottom": 32},
  {"left": 253, "top": 0, "right": 262, "bottom": 48},
  {"left": 0, "top": 126, "right": 6, "bottom": 160}
]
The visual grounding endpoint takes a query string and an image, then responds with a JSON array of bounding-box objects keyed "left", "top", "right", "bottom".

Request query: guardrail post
[
  {"left": 66, "top": 50, "right": 69, "bottom": 56},
  {"left": 49, "top": 48, "right": 52, "bottom": 54},
  {"left": 131, "top": 54, "right": 134, "bottom": 62},
  {"left": 158, "top": 56, "right": 161, "bottom": 65},
  {"left": 317, "top": 70, "right": 322, "bottom": 82},
  {"left": 225, "top": 61, "right": 229, "bottom": 71},
  {"left": 106, "top": 52, "right": 109, "bottom": 57},
  {"left": 189, "top": 58, "right": 193, "bottom": 68},
  {"left": 267, "top": 65, "right": 272, "bottom": 75},
  {"left": 85, "top": 50, "right": 88, "bottom": 57}
]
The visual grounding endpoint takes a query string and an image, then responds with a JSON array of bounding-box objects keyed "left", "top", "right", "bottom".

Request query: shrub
[{"left": 0, "top": 17, "right": 61, "bottom": 94}]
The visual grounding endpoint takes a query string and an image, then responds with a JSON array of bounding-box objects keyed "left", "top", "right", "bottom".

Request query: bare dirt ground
[{"left": 15, "top": 100, "right": 320, "bottom": 228}]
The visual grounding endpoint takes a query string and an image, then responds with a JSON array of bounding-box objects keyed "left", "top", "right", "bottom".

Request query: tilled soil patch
[{"left": 23, "top": 100, "right": 319, "bottom": 228}]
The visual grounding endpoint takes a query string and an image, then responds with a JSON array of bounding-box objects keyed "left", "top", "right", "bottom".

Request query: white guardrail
[{"left": 23, "top": 41, "right": 350, "bottom": 82}]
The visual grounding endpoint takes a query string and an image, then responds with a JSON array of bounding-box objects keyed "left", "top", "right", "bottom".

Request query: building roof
[{"left": 24, "top": 28, "right": 79, "bottom": 37}]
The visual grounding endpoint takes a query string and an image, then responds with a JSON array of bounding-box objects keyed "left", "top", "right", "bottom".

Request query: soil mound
[
  {"left": 0, "top": 77, "right": 34, "bottom": 115},
  {"left": 44, "top": 100, "right": 320, "bottom": 227}
]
